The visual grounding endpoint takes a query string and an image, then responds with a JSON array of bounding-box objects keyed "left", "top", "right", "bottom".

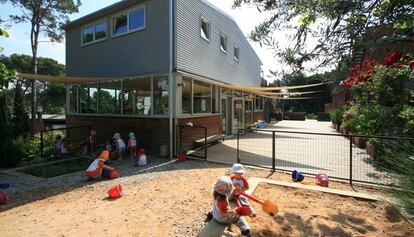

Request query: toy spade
[{"left": 238, "top": 191, "right": 278, "bottom": 216}]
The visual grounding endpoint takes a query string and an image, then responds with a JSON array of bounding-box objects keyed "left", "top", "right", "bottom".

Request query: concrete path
[{"left": 207, "top": 120, "right": 390, "bottom": 184}]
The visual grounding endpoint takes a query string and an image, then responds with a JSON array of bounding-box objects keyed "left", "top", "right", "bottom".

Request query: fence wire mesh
[{"left": 237, "top": 129, "right": 414, "bottom": 185}]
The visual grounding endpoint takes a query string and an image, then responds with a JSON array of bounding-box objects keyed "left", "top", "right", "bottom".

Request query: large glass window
[
  {"left": 69, "top": 85, "right": 78, "bottom": 113},
  {"left": 153, "top": 76, "right": 169, "bottom": 115},
  {"left": 99, "top": 81, "right": 121, "bottom": 114},
  {"left": 200, "top": 18, "right": 210, "bottom": 41},
  {"left": 193, "top": 80, "right": 211, "bottom": 113},
  {"left": 82, "top": 21, "right": 107, "bottom": 45},
  {"left": 212, "top": 85, "right": 218, "bottom": 113},
  {"left": 79, "top": 83, "right": 98, "bottom": 114},
  {"left": 182, "top": 77, "right": 192, "bottom": 114},
  {"left": 113, "top": 6, "right": 145, "bottom": 36},
  {"left": 123, "top": 77, "right": 152, "bottom": 115}
]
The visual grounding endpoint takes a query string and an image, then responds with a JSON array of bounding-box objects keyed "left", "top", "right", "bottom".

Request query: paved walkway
[{"left": 207, "top": 120, "right": 390, "bottom": 184}]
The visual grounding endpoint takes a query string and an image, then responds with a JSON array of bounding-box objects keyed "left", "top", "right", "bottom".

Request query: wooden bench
[
  {"left": 194, "top": 134, "right": 225, "bottom": 148},
  {"left": 198, "top": 201, "right": 239, "bottom": 237}
]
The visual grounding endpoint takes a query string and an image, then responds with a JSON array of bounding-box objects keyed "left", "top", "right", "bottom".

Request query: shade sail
[{"left": 19, "top": 73, "right": 327, "bottom": 97}]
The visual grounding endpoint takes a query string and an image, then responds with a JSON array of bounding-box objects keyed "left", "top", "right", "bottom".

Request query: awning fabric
[{"left": 19, "top": 73, "right": 325, "bottom": 99}]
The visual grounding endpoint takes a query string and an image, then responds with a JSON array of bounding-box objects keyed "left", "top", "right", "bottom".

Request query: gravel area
[{"left": 0, "top": 159, "right": 385, "bottom": 237}]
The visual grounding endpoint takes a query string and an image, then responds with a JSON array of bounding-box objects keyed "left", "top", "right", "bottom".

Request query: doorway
[{"left": 232, "top": 98, "right": 244, "bottom": 134}]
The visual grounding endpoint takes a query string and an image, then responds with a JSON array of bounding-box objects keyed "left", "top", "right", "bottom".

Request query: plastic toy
[{"left": 107, "top": 183, "right": 123, "bottom": 199}]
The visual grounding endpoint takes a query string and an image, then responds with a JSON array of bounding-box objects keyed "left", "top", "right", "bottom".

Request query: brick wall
[{"left": 177, "top": 115, "right": 222, "bottom": 150}]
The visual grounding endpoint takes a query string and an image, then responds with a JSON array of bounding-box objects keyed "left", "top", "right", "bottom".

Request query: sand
[{"left": 0, "top": 160, "right": 411, "bottom": 237}]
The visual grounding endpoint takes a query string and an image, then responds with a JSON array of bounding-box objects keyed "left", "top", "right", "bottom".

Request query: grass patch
[{"left": 19, "top": 158, "right": 92, "bottom": 178}]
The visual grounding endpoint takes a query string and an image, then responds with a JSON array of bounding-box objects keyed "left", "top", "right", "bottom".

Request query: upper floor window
[
  {"left": 82, "top": 21, "right": 107, "bottom": 45},
  {"left": 200, "top": 17, "right": 210, "bottom": 41},
  {"left": 220, "top": 33, "right": 227, "bottom": 53},
  {"left": 234, "top": 45, "right": 240, "bottom": 61},
  {"left": 113, "top": 6, "right": 145, "bottom": 36}
]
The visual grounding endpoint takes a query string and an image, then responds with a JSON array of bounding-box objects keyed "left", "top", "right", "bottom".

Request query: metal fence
[{"left": 236, "top": 129, "right": 414, "bottom": 185}]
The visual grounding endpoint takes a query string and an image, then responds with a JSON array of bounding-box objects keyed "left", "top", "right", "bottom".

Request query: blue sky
[{"left": 0, "top": 0, "right": 279, "bottom": 80}]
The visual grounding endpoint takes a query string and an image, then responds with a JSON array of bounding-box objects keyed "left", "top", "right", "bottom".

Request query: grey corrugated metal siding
[
  {"left": 66, "top": 0, "right": 169, "bottom": 77},
  {"left": 176, "top": 0, "right": 262, "bottom": 87}
]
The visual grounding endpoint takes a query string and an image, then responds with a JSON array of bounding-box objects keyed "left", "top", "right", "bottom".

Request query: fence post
[
  {"left": 204, "top": 126, "right": 207, "bottom": 160},
  {"left": 40, "top": 131, "right": 44, "bottom": 157},
  {"left": 349, "top": 135, "right": 353, "bottom": 185},
  {"left": 237, "top": 130, "right": 240, "bottom": 163},
  {"left": 272, "top": 131, "right": 276, "bottom": 172}
]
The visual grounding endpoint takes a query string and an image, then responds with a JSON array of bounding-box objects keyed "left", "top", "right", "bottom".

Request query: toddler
[
  {"left": 135, "top": 148, "right": 147, "bottom": 167},
  {"left": 205, "top": 176, "right": 251, "bottom": 236},
  {"left": 230, "top": 163, "right": 256, "bottom": 217},
  {"left": 113, "top": 133, "right": 126, "bottom": 160},
  {"left": 127, "top": 132, "right": 137, "bottom": 159}
]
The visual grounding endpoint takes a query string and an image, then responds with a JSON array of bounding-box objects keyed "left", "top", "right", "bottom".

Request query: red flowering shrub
[{"left": 384, "top": 51, "right": 402, "bottom": 66}]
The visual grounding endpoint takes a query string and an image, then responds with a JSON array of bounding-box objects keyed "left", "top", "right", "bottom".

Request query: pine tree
[{"left": 12, "top": 83, "right": 30, "bottom": 137}]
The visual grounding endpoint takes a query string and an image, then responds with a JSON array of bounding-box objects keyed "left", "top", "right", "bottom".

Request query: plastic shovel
[{"left": 238, "top": 191, "right": 278, "bottom": 216}]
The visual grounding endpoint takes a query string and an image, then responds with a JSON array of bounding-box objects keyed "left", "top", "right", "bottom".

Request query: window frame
[
  {"left": 220, "top": 32, "right": 228, "bottom": 54},
  {"left": 234, "top": 45, "right": 240, "bottom": 62},
  {"left": 200, "top": 16, "right": 211, "bottom": 42},
  {"left": 81, "top": 20, "right": 108, "bottom": 46},
  {"left": 111, "top": 5, "right": 146, "bottom": 38}
]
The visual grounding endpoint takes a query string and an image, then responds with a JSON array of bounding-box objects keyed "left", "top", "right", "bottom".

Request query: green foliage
[
  {"left": 38, "top": 83, "right": 66, "bottom": 114},
  {"left": 19, "top": 158, "right": 91, "bottom": 178},
  {"left": 399, "top": 105, "right": 414, "bottom": 137},
  {"left": 26, "top": 131, "right": 63, "bottom": 157},
  {"left": 11, "top": 83, "right": 30, "bottom": 137},
  {"left": 330, "top": 107, "right": 344, "bottom": 124},
  {"left": 306, "top": 113, "right": 317, "bottom": 120},
  {"left": 0, "top": 136, "right": 24, "bottom": 168},
  {"left": 234, "top": 0, "right": 414, "bottom": 72}
]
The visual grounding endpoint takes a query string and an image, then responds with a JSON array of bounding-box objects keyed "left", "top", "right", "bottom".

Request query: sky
[{"left": 0, "top": 0, "right": 284, "bottom": 81}]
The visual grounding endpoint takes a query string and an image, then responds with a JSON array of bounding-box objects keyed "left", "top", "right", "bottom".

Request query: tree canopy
[{"left": 234, "top": 0, "right": 414, "bottom": 74}]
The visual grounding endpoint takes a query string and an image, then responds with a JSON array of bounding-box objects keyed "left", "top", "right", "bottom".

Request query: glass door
[
  {"left": 221, "top": 98, "right": 227, "bottom": 135},
  {"left": 232, "top": 98, "right": 244, "bottom": 134}
]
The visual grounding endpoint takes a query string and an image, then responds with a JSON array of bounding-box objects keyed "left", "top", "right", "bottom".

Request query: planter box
[
  {"left": 340, "top": 127, "right": 349, "bottom": 136},
  {"left": 366, "top": 142, "right": 377, "bottom": 160},
  {"left": 352, "top": 136, "right": 366, "bottom": 149}
]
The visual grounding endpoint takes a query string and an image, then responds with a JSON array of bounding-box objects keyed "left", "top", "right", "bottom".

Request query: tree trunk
[{"left": 30, "top": 22, "right": 39, "bottom": 135}]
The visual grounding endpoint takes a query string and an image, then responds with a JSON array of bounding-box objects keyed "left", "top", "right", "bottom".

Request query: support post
[
  {"left": 272, "top": 131, "right": 276, "bottom": 172},
  {"left": 204, "top": 126, "right": 207, "bottom": 160},
  {"left": 237, "top": 130, "right": 240, "bottom": 163},
  {"left": 40, "top": 130, "right": 44, "bottom": 157},
  {"left": 349, "top": 135, "right": 353, "bottom": 185}
]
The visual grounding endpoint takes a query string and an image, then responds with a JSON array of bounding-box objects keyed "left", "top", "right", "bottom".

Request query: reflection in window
[
  {"left": 193, "top": 80, "right": 211, "bottom": 113},
  {"left": 129, "top": 8, "right": 145, "bottom": 30},
  {"left": 95, "top": 22, "right": 107, "bottom": 40},
  {"left": 153, "top": 76, "right": 169, "bottom": 115},
  {"left": 245, "top": 100, "right": 253, "bottom": 112},
  {"left": 113, "top": 14, "right": 128, "bottom": 35},
  {"left": 233, "top": 90, "right": 242, "bottom": 98},
  {"left": 212, "top": 85, "right": 218, "bottom": 113},
  {"left": 182, "top": 77, "right": 192, "bottom": 114},
  {"left": 82, "top": 26, "right": 94, "bottom": 44},
  {"left": 123, "top": 77, "right": 151, "bottom": 115},
  {"left": 99, "top": 81, "right": 121, "bottom": 114},
  {"left": 220, "top": 33, "right": 227, "bottom": 53},
  {"left": 200, "top": 18, "right": 210, "bottom": 41},
  {"left": 69, "top": 85, "right": 78, "bottom": 113},
  {"left": 79, "top": 83, "right": 98, "bottom": 114}
]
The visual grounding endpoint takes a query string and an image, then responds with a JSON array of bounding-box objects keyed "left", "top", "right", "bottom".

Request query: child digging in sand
[
  {"left": 85, "top": 150, "right": 118, "bottom": 180},
  {"left": 205, "top": 176, "right": 251, "bottom": 237},
  {"left": 230, "top": 163, "right": 256, "bottom": 217}
]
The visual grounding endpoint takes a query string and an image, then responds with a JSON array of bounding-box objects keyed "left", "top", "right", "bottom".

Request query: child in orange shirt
[
  {"left": 205, "top": 176, "right": 251, "bottom": 236},
  {"left": 85, "top": 150, "right": 116, "bottom": 179}
]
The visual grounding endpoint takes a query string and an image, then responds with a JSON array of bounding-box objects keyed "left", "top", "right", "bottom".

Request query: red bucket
[
  {"left": 107, "top": 183, "right": 123, "bottom": 199},
  {"left": 0, "top": 191, "right": 8, "bottom": 205}
]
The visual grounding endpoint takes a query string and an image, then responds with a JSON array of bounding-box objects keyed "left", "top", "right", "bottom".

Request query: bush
[
  {"left": 0, "top": 137, "right": 25, "bottom": 168},
  {"left": 26, "top": 131, "right": 63, "bottom": 157},
  {"left": 306, "top": 113, "right": 317, "bottom": 120},
  {"left": 399, "top": 105, "right": 414, "bottom": 137},
  {"left": 330, "top": 107, "right": 344, "bottom": 124}
]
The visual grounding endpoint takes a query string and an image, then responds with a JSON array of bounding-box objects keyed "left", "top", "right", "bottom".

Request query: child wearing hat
[
  {"left": 127, "top": 132, "right": 137, "bottom": 159},
  {"left": 85, "top": 150, "right": 116, "bottom": 179},
  {"left": 134, "top": 148, "right": 147, "bottom": 167},
  {"left": 230, "top": 163, "right": 256, "bottom": 217},
  {"left": 113, "top": 132, "right": 126, "bottom": 160},
  {"left": 205, "top": 176, "right": 251, "bottom": 236}
]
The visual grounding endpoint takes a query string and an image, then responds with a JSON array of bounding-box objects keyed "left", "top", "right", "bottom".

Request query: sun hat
[
  {"left": 129, "top": 132, "right": 135, "bottom": 139},
  {"left": 213, "top": 176, "right": 234, "bottom": 196},
  {"left": 99, "top": 150, "right": 110, "bottom": 160},
  {"left": 231, "top": 163, "right": 245, "bottom": 174},
  {"left": 113, "top": 133, "right": 121, "bottom": 139}
]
